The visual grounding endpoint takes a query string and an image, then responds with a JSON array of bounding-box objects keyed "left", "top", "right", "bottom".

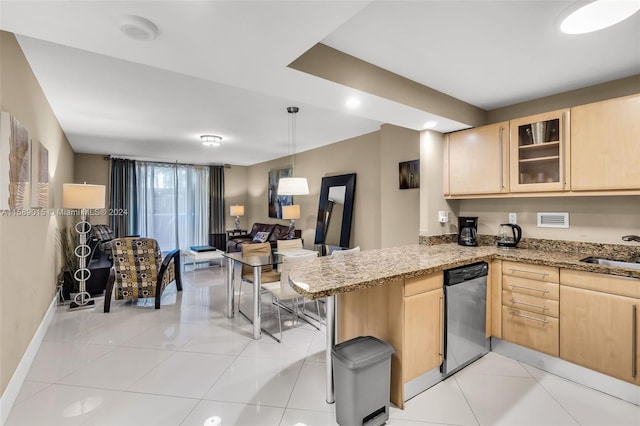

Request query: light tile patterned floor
[{"left": 6, "top": 265, "right": 639, "bottom": 425}]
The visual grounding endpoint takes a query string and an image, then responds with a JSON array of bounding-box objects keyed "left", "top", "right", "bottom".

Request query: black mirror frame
[{"left": 314, "top": 173, "right": 356, "bottom": 248}]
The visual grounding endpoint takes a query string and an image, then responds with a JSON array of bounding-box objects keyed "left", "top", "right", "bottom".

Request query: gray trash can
[{"left": 332, "top": 336, "right": 395, "bottom": 426}]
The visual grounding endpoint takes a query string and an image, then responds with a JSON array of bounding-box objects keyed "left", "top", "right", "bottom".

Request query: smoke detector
[{"left": 118, "top": 15, "right": 159, "bottom": 41}]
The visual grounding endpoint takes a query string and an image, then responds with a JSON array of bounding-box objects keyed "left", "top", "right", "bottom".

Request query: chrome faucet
[{"left": 622, "top": 235, "right": 640, "bottom": 243}]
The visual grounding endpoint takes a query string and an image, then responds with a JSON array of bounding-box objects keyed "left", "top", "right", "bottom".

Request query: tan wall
[
  {"left": 74, "top": 153, "right": 109, "bottom": 225},
  {"left": 224, "top": 165, "right": 249, "bottom": 231},
  {"left": 380, "top": 124, "right": 420, "bottom": 247},
  {"left": 246, "top": 131, "right": 382, "bottom": 250},
  {"left": 459, "top": 196, "right": 640, "bottom": 245},
  {"left": 419, "top": 130, "right": 459, "bottom": 236},
  {"left": 0, "top": 31, "right": 75, "bottom": 396},
  {"left": 486, "top": 74, "right": 640, "bottom": 123}
]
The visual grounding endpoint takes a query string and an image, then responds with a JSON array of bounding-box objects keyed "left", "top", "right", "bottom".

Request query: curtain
[
  {"left": 109, "top": 158, "right": 138, "bottom": 237},
  {"left": 136, "top": 161, "right": 210, "bottom": 251},
  {"left": 209, "top": 166, "right": 225, "bottom": 234}
]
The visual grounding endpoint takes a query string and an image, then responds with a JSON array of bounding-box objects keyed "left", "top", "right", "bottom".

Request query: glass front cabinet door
[{"left": 509, "top": 109, "right": 570, "bottom": 193}]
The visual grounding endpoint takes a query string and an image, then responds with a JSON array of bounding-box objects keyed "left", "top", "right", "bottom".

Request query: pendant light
[{"left": 277, "top": 106, "right": 309, "bottom": 195}]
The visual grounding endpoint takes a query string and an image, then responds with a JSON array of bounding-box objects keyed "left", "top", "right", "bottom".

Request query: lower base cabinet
[
  {"left": 338, "top": 272, "right": 444, "bottom": 408},
  {"left": 560, "top": 284, "right": 639, "bottom": 385},
  {"left": 502, "top": 306, "right": 559, "bottom": 357}
]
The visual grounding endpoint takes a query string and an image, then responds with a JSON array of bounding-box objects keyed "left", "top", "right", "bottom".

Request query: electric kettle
[{"left": 497, "top": 223, "right": 522, "bottom": 248}]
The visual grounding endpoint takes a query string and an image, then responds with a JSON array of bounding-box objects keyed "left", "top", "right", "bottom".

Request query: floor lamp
[{"left": 63, "top": 183, "right": 106, "bottom": 311}]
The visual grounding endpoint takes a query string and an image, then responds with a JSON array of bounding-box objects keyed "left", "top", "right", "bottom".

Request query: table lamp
[
  {"left": 62, "top": 183, "right": 106, "bottom": 310},
  {"left": 282, "top": 204, "right": 301, "bottom": 239},
  {"left": 230, "top": 205, "right": 244, "bottom": 230}
]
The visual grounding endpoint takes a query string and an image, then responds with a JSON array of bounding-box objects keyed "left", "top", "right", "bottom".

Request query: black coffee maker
[{"left": 458, "top": 216, "right": 478, "bottom": 246}]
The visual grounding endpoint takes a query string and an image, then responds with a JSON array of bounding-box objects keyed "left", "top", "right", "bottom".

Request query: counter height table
[{"left": 223, "top": 251, "right": 283, "bottom": 340}]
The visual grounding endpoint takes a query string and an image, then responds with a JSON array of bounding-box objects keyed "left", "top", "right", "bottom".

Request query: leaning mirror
[{"left": 314, "top": 173, "right": 356, "bottom": 255}]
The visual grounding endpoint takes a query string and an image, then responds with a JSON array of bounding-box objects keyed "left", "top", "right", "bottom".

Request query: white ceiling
[{"left": 1, "top": 1, "right": 638, "bottom": 166}]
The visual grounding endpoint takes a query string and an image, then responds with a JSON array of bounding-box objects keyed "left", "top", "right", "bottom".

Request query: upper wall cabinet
[
  {"left": 570, "top": 94, "right": 640, "bottom": 191},
  {"left": 445, "top": 122, "right": 509, "bottom": 196},
  {"left": 509, "top": 109, "right": 570, "bottom": 193}
]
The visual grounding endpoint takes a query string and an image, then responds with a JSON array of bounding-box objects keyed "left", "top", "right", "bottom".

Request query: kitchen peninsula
[{"left": 288, "top": 240, "right": 640, "bottom": 408}]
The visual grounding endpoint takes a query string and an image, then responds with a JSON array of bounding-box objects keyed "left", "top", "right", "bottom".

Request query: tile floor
[{"left": 6, "top": 264, "right": 640, "bottom": 426}]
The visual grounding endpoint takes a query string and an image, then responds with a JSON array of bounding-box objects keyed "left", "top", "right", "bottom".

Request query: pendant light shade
[
  {"left": 278, "top": 106, "right": 309, "bottom": 196},
  {"left": 277, "top": 177, "right": 309, "bottom": 195}
]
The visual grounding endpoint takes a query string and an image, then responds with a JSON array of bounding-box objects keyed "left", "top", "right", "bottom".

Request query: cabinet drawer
[
  {"left": 560, "top": 269, "right": 640, "bottom": 299},
  {"left": 502, "top": 306, "right": 559, "bottom": 357},
  {"left": 405, "top": 272, "right": 443, "bottom": 297},
  {"left": 502, "top": 275, "right": 559, "bottom": 300},
  {"left": 502, "top": 290, "right": 559, "bottom": 317},
  {"left": 502, "top": 261, "right": 559, "bottom": 283}
]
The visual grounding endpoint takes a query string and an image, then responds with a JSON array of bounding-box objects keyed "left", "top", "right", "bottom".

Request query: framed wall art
[
  {"left": 399, "top": 159, "right": 420, "bottom": 189},
  {"left": 0, "top": 112, "right": 31, "bottom": 209},
  {"left": 32, "top": 140, "right": 49, "bottom": 208},
  {"left": 268, "top": 167, "right": 293, "bottom": 219}
]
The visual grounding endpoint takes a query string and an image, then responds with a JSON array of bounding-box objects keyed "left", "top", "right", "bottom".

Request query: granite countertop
[{"left": 288, "top": 242, "right": 640, "bottom": 300}]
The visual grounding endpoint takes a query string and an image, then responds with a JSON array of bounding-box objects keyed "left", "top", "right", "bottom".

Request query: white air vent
[{"left": 537, "top": 212, "right": 569, "bottom": 228}]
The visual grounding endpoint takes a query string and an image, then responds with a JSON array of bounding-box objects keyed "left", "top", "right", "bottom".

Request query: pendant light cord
[{"left": 287, "top": 106, "right": 299, "bottom": 174}]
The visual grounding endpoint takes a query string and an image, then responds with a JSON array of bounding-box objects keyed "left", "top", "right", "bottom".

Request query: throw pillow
[{"left": 252, "top": 231, "right": 270, "bottom": 243}]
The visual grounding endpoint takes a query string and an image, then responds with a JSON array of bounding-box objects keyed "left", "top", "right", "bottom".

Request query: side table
[
  {"left": 183, "top": 249, "right": 224, "bottom": 276},
  {"left": 226, "top": 229, "right": 248, "bottom": 239}
]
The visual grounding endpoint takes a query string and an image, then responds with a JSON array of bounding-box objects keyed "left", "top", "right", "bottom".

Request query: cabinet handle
[
  {"left": 509, "top": 283, "right": 549, "bottom": 294},
  {"left": 499, "top": 126, "right": 505, "bottom": 191},
  {"left": 509, "top": 310, "right": 548, "bottom": 324},
  {"left": 510, "top": 298, "right": 548, "bottom": 311},
  {"left": 633, "top": 305, "right": 637, "bottom": 378},
  {"left": 561, "top": 112, "right": 567, "bottom": 189},
  {"left": 439, "top": 295, "right": 444, "bottom": 361},
  {"left": 509, "top": 268, "right": 548, "bottom": 279}
]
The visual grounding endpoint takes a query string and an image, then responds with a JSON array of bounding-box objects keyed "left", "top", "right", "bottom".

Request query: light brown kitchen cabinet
[
  {"left": 570, "top": 94, "right": 640, "bottom": 191},
  {"left": 445, "top": 122, "right": 509, "bottom": 195},
  {"left": 509, "top": 109, "right": 570, "bottom": 193},
  {"left": 404, "top": 287, "right": 443, "bottom": 382},
  {"left": 560, "top": 269, "right": 640, "bottom": 385},
  {"left": 501, "top": 261, "right": 559, "bottom": 356},
  {"left": 338, "top": 272, "right": 444, "bottom": 408}
]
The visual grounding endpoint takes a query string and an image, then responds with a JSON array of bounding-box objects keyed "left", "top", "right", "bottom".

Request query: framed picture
[
  {"left": 268, "top": 167, "right": 293, "bottom": 218},
  {"left": 32, "top": 141, "right": 49, "bottom": 208},
  {"left": 0, "top": 112, "right": 31, "bottom": 209},
  {"left": 399, "top": 159, "right": 420, "bottom": 189}
]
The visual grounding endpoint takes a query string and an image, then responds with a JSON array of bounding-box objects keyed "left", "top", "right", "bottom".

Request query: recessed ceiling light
[
  {"left": 423, "top": 120, "right": 438, "bottom": 129},
  {"left": 118, "top": 15, "right": 159, "bottom": 41},
  {"left": 345, "top": 97, "right": 361, "bottom": 109},
  {"left": 201, "top": 135, "right": 222, "bottom": 147},
  {"left": 560, "top": 0, "right": 640, "bottom": 34}
]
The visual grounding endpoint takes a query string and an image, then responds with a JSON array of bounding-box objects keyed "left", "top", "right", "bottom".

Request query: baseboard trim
[
  {"left": 492, "top": 338, "right": 639, "bottom": 406},
  {"left": 0, "top": 295, "right": 57, "bottom": 424}
]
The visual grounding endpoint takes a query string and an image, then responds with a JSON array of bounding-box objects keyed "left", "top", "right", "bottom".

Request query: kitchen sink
[{"left": 580, "top": 257, "right": 640, "bottom": 270}]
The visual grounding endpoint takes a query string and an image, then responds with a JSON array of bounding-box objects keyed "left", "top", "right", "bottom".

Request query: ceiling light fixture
[
  {"left": 201, "top": 135, "right": 222, "bottom": 147},
  {"left": 345, "top": 97, "right": 361, "bottom": 109},
  {"left": 277, "top": 107, "right": 309, "bottom": 196},
  {"left": 560, "top": 0, "right": 640, "bottom": 34},
  {"left": 423, "top": 120, "right": 438, "bottom": 129},
  {"left": 118, "top": 15, "right": 159, "bottom": 41}
]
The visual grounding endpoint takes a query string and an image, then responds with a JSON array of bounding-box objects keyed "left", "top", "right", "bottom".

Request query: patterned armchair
[{"left": 104, "top": 237, "right": 182, "bottom": 312}]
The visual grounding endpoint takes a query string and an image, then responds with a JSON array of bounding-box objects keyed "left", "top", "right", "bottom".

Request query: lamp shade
[
  {"left": 230, "top": 205, "right": 244, "bottom": 217},
  {"left": 63, "top": 183, "right": 106, "bottom": 209},
  {"left": 282, "top": 204, "right": 301, "bottom": 220},
  {"left": 277, "top": 177, "right": 309, "bottom": 195}
]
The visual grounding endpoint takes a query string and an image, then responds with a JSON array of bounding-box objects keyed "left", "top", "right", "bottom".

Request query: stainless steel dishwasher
[{"left": 442, "top": 261, "right": 490, "bottom": 377}]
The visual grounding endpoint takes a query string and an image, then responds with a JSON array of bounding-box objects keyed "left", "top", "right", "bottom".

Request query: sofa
[{"left": 226, "top": 222, "right": 301, "bottom": 253}]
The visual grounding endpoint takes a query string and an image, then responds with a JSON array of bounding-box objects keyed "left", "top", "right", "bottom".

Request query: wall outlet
[
  {"left": 508, "top": 212, "right": 517, "bottom": 224},
  {"left": 438, "top": 211, "right": 449, "bottom": 223}
]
